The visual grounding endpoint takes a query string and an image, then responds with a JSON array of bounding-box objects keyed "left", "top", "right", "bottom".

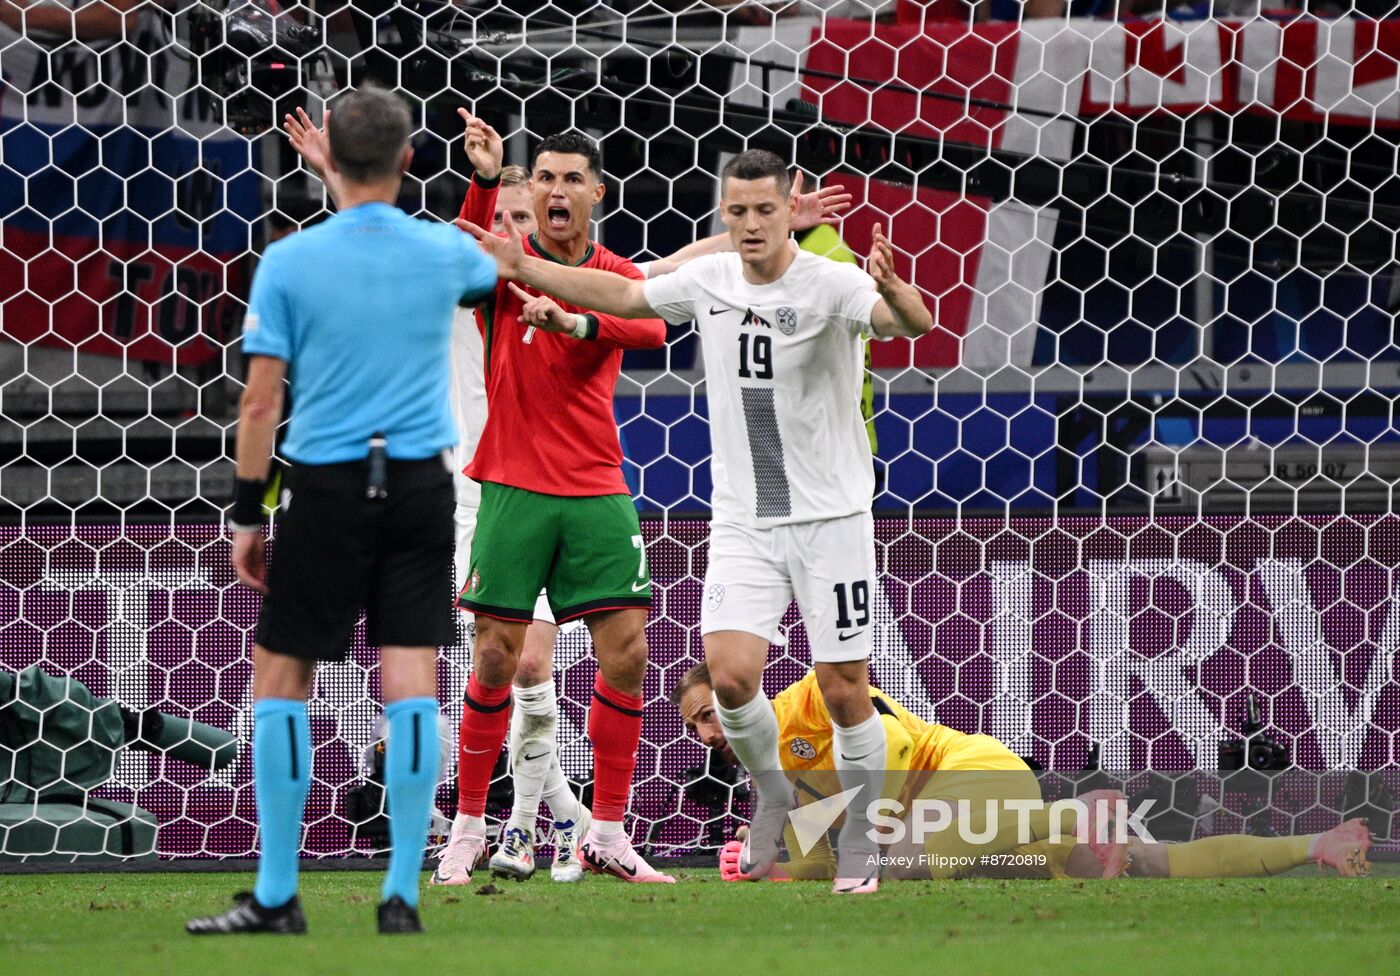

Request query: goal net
[{"left": 1, "top": 0, "right": 1397, "bottom": 861}]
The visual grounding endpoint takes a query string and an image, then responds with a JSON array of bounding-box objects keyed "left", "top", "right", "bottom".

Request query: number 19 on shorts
[{"left": 833, "top": 580, "right": 870, "bottom": 629}]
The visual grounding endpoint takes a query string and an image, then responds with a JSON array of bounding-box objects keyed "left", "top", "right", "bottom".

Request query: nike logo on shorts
[
  {"left": 709, "top": 305, "right": 732, "bottom": 315},
  {"left": 837, "top": 630, "right": 865, "bottom": 641},
  {"left": 631, "top": 579, "right": 650, "bottom": 592},
  {"left": 522, "top": 751, "right": 549, "bottom": 762}
]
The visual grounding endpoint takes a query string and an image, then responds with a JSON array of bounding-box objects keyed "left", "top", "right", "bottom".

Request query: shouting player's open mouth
[{"left": 547, "top": 206, "right": 571, "bottom": 230}]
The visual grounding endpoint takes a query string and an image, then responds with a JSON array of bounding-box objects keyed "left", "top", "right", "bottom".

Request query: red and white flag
[
  {"left": 736, "top": 18, "right": 1090, "bottom": 370},
  {"left": 732, "top": 16, "right": 1399, "bottom": 371}
]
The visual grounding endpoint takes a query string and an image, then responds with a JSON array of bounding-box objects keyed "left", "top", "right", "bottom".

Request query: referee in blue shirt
[{"left": 187, "top": 87, "right": 498, "bottom": 937}]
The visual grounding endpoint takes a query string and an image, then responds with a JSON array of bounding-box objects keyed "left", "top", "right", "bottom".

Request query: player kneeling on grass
[{"left": 671, "top": 663, "right": 1373, "bottom": 882}]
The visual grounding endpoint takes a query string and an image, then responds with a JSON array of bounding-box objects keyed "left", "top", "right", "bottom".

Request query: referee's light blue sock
[
  {"left": 252, "top": 698, "right": 311, "bottom": 910},
  {"left": 382, "top": 697, "right": 442, "bottom": 908}
]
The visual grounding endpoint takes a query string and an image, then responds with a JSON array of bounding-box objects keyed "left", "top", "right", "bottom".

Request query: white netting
[{"left": 1, "top": 1, "right": 1398, "bottom": 861}]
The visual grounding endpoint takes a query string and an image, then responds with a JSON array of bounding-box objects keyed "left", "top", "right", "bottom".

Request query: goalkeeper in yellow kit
[{"left": 670, "top": 664, "right": 1373, "bottom": 881}]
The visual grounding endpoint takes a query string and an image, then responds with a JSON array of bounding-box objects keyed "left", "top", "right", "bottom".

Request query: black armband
[
  {"left": 472, "top": 171, "right": 502, "bottom": 190},
  {"left": 581, "top": 313, "right": 599, "bottom": 341},
  {"left": 229, "top": 477, "right": 267, "bottom": 529}
]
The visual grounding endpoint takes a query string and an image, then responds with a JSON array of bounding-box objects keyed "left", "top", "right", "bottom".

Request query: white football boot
[
  {"left": 550, "top": 811, "right": 591, "bottom": 883},
  {"left": 489, "top": 826, "right": 537, "bottom": 881}
]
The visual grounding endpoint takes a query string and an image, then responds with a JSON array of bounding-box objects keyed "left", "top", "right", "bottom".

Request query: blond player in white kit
[{"left": 461, "top": 148, "right": 932, "bottom": 895}]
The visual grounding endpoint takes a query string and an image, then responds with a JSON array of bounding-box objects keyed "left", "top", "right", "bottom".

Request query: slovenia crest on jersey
[
  {"left": 789, "top": 737, "right": 817, "bottom": 760},
  {"left": 705, "top": 582, "right": 726, "bottom": 611},
  {"left": 776, "top": 306, "right": 797, "bottom": 335}
]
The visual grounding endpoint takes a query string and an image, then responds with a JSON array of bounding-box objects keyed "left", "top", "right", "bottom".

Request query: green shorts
[{"left": 455, "top": 481, "right": 652, "bottom": 623}]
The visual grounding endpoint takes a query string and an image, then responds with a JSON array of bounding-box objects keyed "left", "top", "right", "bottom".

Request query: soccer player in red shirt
[{"left": 440, "top": 123, "right": 675, "bottom": 884}]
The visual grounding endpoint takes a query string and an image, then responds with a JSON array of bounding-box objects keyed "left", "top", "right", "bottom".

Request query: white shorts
[{"left": 700, "top": 511, "right": 876, "bottom": 664}]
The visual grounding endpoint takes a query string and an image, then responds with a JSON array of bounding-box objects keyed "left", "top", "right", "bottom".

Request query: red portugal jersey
[{"left": 458, "top": 175, "right": 667, "bottom": 497}]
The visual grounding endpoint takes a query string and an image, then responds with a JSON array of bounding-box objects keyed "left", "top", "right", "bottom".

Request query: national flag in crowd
[{"left": 737, "top": 16, "right": 1400, "bottom": 371}]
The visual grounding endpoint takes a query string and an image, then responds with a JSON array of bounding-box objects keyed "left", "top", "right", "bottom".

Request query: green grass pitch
[{"left": 3, "top": 867, "right": 1397, "bottom": 976}]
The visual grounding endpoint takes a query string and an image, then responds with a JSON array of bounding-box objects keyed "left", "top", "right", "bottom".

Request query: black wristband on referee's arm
[{"left": 228, "top": 477, "right": 267, "bottom": 532}]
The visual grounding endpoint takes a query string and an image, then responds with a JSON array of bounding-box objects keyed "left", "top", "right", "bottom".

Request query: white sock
[
  {"left": 831, "top": 711, "right": 887, "bottom": 866},
  {"left": 542, "top": 757, "right": 583, "bottom": 827},
  {"left": 713, "top": 691, "right": 793, "bottom": 812},
  {"left": 453, "top": 812, "right": 486, "bottom": 837},
  {"left": 506, "top": 679, "right": 557, "bottom": 839},
  {"left": 590, "top": 819, "right": 625, "bottom": 841}
]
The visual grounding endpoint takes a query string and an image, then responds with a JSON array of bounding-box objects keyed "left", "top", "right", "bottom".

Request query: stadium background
[{"left": 2, "top": 0, "right": 1399, "bottom": 862}]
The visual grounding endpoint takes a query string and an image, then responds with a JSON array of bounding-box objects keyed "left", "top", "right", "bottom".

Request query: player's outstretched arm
[
  {"left": 790, "top": 171, "right": 854, "bottom": 232},
  {"left": 867, "top": 222, "right": 933, "bottom": 338},
  {"left": 461, "top": 218, "right": 657, "bottom": 320},
  {"left": 283, "top": 107, "right": 344, "bottom": 209},
  {"left": 644, "top": 235, "right": 729, "bottom": 279},
  {"left": 458, "top": 108, "right": 503, "bottom": 181},
  {"left": 645, "top": 172, "right": 853, "bottom": 277},
  {"left": 507, "top": 282, "right": 664, "bottom": 348}
]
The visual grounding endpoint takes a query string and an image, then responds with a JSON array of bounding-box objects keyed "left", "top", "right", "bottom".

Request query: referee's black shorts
[{"left": 255, "top": 455, "right": 455, "bottom": 662}]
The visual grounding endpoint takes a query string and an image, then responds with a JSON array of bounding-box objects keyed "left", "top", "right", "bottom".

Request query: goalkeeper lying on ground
[{"left": 670, "top": 664, "right": 1373, "bottom": 881}]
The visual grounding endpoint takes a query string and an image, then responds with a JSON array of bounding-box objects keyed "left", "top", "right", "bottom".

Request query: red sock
[
  {"left": 588, "top": 674, "right": 644, "bottom": 823},
  {"left": 455, "top": 673, "right": 512, "bottom": 817}
]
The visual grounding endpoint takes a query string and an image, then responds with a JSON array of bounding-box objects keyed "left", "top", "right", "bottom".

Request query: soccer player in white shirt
[{"left": 462, "top": 148, "right": 932, "bottom": 894}]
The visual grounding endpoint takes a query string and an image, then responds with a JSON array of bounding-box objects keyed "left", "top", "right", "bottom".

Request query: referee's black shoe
[
  {"left": 186, "top": 891, "right": 307, "bottom": 935},
  {"left": 377, "top": 895, "right": 423, "bottom": 934}
]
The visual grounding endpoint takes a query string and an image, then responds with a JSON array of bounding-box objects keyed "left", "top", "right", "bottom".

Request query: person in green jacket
[{"left": 794, "top": 224, "right": 879, "bottom": 462}]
